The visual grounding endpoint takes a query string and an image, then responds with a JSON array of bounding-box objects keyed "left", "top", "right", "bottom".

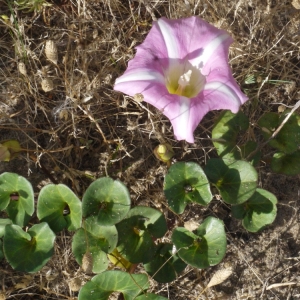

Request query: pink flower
[{"left": 114, "top": 16, "right": 248, "bottom": 143}]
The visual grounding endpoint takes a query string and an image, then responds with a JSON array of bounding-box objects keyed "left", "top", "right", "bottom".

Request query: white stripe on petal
[
  {"left": 204, "top": 81, "right": 242, "bottom": 105},
  {"left": 115, "top": 70, "right": 165, "bottom": 84},
  {"left": 157, "top": 19, "right": 179, "bottom": 59},
  {"left": 172, "top": 96, "right": 190, "bottom": 138},
  {"left": 190, "top": 34, "right": 229, "bottom": 68}
]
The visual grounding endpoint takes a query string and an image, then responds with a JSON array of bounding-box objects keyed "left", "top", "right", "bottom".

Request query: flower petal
[
  {"left": 115, "top": 69, "right": 165, "bottom": 86},
  {"left": 166, "top": 96, "right": 195, "bottom": 143},
  {"left": 163, "top": 95, "right": 211, "bottom": 143},
  {"left": 156, "top": 18, "right": 180, "bottom": 59},
  {"left": 203, "top": 81, "right": 248, "bottom": 111}
]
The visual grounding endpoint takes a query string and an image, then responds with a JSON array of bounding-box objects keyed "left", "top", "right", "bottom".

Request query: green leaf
[
  {"left": 78, "top": 270, "right": 149, "bottom": 300},
  {"left": 232, "top": 188, "right": 277, "bottom": 232},
  {"left": 0, "top": 218, "right": 12, "bottom": 237},
  {"left": 258, "top": 111, "right": 300, "bottom": 154},
  {"left": 72, "top": 215, "right": 118, "bottom": 273},
  {"left": 163, "top": 162, "right": 212, "bottom": 214},
  {"left": 135, "top": 294, "right": 168, "bottom": 300},
  {"left": 82, "top": 177, "right": 131, "bottom": 226},
  {"left": 3, "top": 223, "right": 55, "bottom": 272},
  {"left": 0, "top": 240, "right": 3, "bottom": 260},
  {"left": 116, "top": 206, "right": 167, "bottom": 264},
  {"left": 271, "top": 151, "right": 300, "bottom": 175},
  {"left": 230, "top": 204, "right": 245, "bottom": 220},
  {"left": 0, "top": 172, "right": 34, "bottom": 226},
  {"left": 212, "top": 110, "right": 249, "bottom": 159},
  {"left": 143, "top": 243, "right": 186, "bottom": 283},
  {"left": 172, "top": 217, "right": 226, "bottom": 269},
  {"left": 37, "top": 184, "right": 82, "bottom": 232},
  {"left": 204, "top": 159, "right": 257, "bottom": 204},
  {"left": 239, "top": 141, "right": 261, "bottom": 167}
]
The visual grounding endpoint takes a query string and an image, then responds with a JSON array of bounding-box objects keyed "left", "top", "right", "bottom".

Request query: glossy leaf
[
  {"left": 143, "top": 243, "right": 186, "bottom": 283},
  {"left": 116, "top": 206, "right": 167, "bottom": 264},
  {"left": 0, "top": 218, "right": 12, "bottom": 237},
  {"left": 212, "top": 110, "right": 249, "bottom": 159},
  {"left": 239, "top": 140, "right": 261, "bottom": 166},
  {"left": 3, "top": 223, "right": 55, "bottom": 272},
  {"left": 271, "top": 151, "right": 300, "bottom": 175},
  {"left": 258, "top": 111, "right": 300, "bottom": 154},
  {"left": 232, "top": 188, "right": 277, "bottom": 232},
  {"left": 37, "top": 184, "right": 82, "bottom": 232},
  {"left": 78, "top": 270, "right": 149, "bottom": 300},
  {"left": 82, "top": 177, "right": 131, "bottom": 226},
  {"left": 0, "top": 172, "right": 34, "bottom": 226},
  {"left": 72, "top": 216, "right": 118, "bottom": 273},
  {"left": 164, "top": 162, "right": 212, "bottom": 214},
  {"left": 172, "top": 217, "right": 226, "bottom": 269},
  {"left": 204, "top": 159, "right": 257, "bottom": 204}
]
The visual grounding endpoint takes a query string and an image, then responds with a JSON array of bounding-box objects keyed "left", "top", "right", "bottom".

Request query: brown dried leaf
[
  {"left": 134, "top": 93, "right": 144, "bottom": 103},
  {"left": 14, "top": 275, "right": 33, "bottom": 290},
  {"left": 18, "top": 62, "right": 27, "bottom": 76},
  {"left": 82, "top": 251, "right": 93, "bottom": 274},
  {"left": 278, "top": 105, "right": 286, "bottom": 113},
  {"left": 59, "top": 109, "right": 69, "bottom": 121},
  {"left": 69, "top": 278, "right": 82, "bottom": 292},
  {"left": 45, "top": 40, "right": 58, "bottom": 64},
  {"left": 41, "top": 78, "right": 54, "bottom": 92},
  {"left": 206, "top": 268, "right": 233, "bottom": 288},
  {"left": 184, "top": 220, "right": 200, "bottom": 232},
  {"left": 292, "top": 0, "right": 300, "bottom": 9}
]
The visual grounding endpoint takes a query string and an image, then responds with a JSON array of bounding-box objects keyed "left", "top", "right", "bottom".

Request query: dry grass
[{"left": 1, "top": 0, "right": 300, "bottom": 299}]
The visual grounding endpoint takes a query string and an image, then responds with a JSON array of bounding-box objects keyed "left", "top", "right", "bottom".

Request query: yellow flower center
[{"left": 165, "top": 62, "right": 206, "bottom": 98}]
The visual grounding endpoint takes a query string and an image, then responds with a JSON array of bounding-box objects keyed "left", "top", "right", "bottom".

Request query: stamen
[{"left": 176, "top": 70, "right": 192, "bottom": 95}]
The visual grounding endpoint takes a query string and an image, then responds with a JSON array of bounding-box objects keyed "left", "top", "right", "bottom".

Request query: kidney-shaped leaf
[
  {"left": 72, "top": 215, "right": 118, "bottom": 273},
  {"left": 78, "top": 270, "right": 149, "bottom": 300},
  {"left": 212, "top": 110, "right": 249, "bottom": 158},
  {"left": 0, "top": 172, "right": 34, "bottom": 226},
  {"left": 143, "top": 243, "right": 186, "bottom": 283},
  {"left": 164, "top": 162, "right": 212, "bottom": 214},
  {"left": 37, "top": 184, "right": 82, "bottom": 232},
  {"left": 258, "top": 111, "right": 300, "bottom": 154},
  {"left": 116, "top": 206, "right": 167, "bottom": 264},
  {"left": 271, "top": 151, "right": 300, "bottom": 175},
  {"left": 232, "top": 188, "right": 277, "bottom": 232},
  {"left": 3, "top": 222, "right": 55, "bottom": 272},
  {"left": 172, "top": 217, "right": 226, "bottom": 269},
  {"left": 204, "top": 159, "right": 257, "bottom": 204},
  {"left": 82, "top": 177, "right": 131, "bottom": 226}
]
